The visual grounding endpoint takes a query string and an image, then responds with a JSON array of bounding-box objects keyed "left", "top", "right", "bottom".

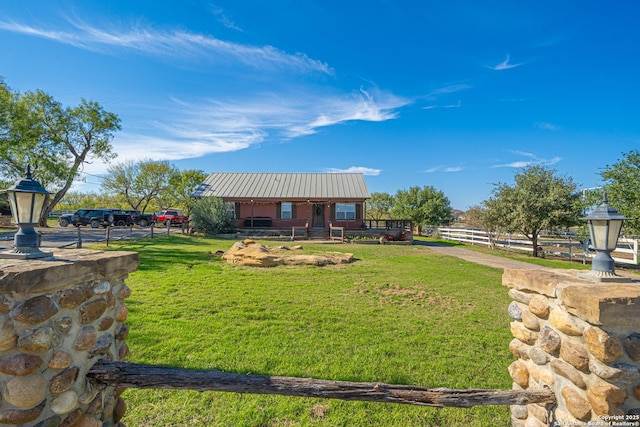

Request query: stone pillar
[
  {"left": 504, "top": 268, "right": 640, "bottom": 426},
  {"left": 0, "top": 249, "right": 138, "bottom": 426}
]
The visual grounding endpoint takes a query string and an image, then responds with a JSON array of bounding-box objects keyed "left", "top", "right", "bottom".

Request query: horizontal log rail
[{"left": 87, "top": 360, "right": 555, "bottom": 408}]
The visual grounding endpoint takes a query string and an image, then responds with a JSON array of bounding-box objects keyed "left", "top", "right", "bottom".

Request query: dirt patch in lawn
[{"left": 353, "top": 280, "right": 474, "bottom": 310}]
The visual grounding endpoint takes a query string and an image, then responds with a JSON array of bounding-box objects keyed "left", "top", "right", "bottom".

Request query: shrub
[{"left": 190, "top": 197, "right": 234, "bottom": 235}]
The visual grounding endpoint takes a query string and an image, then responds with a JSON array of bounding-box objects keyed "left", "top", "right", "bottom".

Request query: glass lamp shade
[
  {"left": 588, "top": 219, "right": 624, "bottom": 251},
  {"left": 7, "top": 190, "right": 46, "bottom": 224},
  {"left": 5, "top": 166, "right": 50, "bottom": 225},
  {"left": 584, "top": 193, "right": 627, "bottom": 253}
]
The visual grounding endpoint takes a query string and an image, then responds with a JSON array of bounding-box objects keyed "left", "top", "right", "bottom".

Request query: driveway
[{"left": 416, "top": 240, "right": 546, "bottom": 270}]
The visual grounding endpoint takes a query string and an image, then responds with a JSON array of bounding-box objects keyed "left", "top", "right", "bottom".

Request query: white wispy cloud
[
  {"left": 0, "top": 19, "right": 332, "bottom": 74},
  {"left": 324, "top": 167, "right": 382, "bottom": 176},
  {"left": 423, "top": 166, "right": 443, "bottom": 173},
  {"left": 443, "top": 101, "right": 461, "bottom": 108},
  {"left": 492, "top": 150, "right": 561, "bottom": 168},
  {"left": 286, "top": 87, "right": 410, "bottom": 137},
  {"left": 536, "top": 122, "right": 562, "bottom": 131},
  {"left": 209, "top": 4, "right": 243, "bottom": 32},
  {"left": 420, "top": 83, "right": 470, "bottom": 109},
  {"left": 423, "top": 165, "right": 464, "bottom": 173},
  {"left": 80, "top": 87, "right": 409, "bottom": 175},
  {"left": 426, "top": 84, "right": 472, "bottom": 97},
  {"left": 489, "top": 54, "right": 523, "bottom": 71}
]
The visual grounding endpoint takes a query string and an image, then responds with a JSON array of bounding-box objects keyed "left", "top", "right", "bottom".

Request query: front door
[{"left": 312, "top": 203, "right": 324, "bottom": 228}]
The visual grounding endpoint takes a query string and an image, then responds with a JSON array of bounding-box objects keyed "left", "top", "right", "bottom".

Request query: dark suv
[{"left": 59, "top": 209, "right": 115, "bottom": 228}]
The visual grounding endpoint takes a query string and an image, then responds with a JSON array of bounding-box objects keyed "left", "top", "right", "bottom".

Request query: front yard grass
[{"left": 98, "top": 235, "right": 515, "bottom": 426}]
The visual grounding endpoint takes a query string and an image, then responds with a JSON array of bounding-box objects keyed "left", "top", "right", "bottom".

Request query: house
[{"left": 192, "top": 172, "right": 371, "bottom": 232}]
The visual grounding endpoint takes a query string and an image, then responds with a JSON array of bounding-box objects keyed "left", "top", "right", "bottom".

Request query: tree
[
  {"left": 165, "top": 169, "right": 208, "bottom": 215},
  {"left": 464, "top": 204, "right": 502, "bottom": 249},
  {"left": 190, "top": 197, "right": 234, "bottom": 235},
  {"left": 103, "top": 160, "right": 175, "bottom": 213},
  {"left": 484, "top": 165, "right": 581, "bottom": 257},
  {"left": 0, "top": 79, "right": 121, "bottom": 225},
  {"left": 390, "top": 186, "right": 452, "bottom": 234},
  {"left": 366, "top": 192, "right": 393, "bottom": 226},
  {"left": 600, "top": 149, "right": 640, "bottom": 235},
  {"left": 57, "top": 192, "right": 121, "bottom": 211}
]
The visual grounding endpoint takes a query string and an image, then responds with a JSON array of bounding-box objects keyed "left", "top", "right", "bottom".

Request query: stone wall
[
  {"left": 504, "top": 268, "right": 640, "bottom": 426},
  {"left": 0, "top": 249, "right": 138, "bottom": 426}
]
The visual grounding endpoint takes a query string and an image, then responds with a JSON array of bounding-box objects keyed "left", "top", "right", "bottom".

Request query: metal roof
[{"left": 192, "top": 173, "right": 371, "bottom": 200}]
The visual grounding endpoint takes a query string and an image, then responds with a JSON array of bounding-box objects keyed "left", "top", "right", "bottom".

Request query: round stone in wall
[
  {"left": 0, "top": 353, "right": 43, "bottom": 376},
  {"left": 0, "top": 315, "right": 18, "bottom": 352},
  {"left": 51, "top": 390, "right": 79, "bottom": 415},
  {"left": 74, "top": 326, "right": 97, "bottom": 351},
  {"left": 508, "top": 301, "right": 522, "bottom": 320},
  {"left": 49, "top": 350, "right": 73, "bottom": 370},
  {"left": 18, "top": 325, "right": 57, "bottom": 354},
  {"left": 528, "top": 295, "right": 550, "bottom": 318},
  {"left": 0, "top": 400, "right": 46, "bottom": 425},
  {"left": 529, "top": 347, "right": 549, "bottom": 365},
  {"left": 536, "top": 326, "right": 561, "bottom": 356},
  {"left": 584, "top": 326, "right": 624, "bottom": 363},
  {"left": 561, "top": 386, "right": 591, "bottom": 421},
  {"left": 4, "top": 374, "right": 47, "bottom": 407}
]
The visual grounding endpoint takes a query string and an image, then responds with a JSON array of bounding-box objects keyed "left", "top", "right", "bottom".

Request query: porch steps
[{"left": 307, "top": 229, "right": 329, "bottom": 240}]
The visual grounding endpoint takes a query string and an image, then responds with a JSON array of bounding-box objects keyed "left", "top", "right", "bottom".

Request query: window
[
  {"left": 335, "top": 203, "right": 356, "bottom": 220},
  {"left": 225, "top": 202, "right": 236, "bottom": 218},
  {"left": 281, "top": 202, "right": 292, "bottom": 219}
]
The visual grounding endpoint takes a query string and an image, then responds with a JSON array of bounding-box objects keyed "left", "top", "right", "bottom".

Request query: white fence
[{"left": 437, "top": 227, "right": 639, "bottom": 265}]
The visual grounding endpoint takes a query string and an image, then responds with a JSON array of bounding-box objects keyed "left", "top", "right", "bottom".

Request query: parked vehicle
[
  {"left": 111, "top": 210, "right": 135, "bottom": 227},
  {"left": 155, "top": 209, "right": 189, "bottom": 226},
  {"left": 59, "top": 209, "right": 115, "bottom": 228},
  {"left": 121, "top": 210, "right": 157, "bottom": 227}
]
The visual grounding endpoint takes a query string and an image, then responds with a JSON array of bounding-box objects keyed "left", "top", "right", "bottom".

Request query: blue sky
[{"left": 1, "top": 1, "right": 638, "bottom": 210}]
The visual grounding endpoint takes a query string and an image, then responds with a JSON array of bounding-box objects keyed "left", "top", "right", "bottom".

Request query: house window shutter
[
  {"left": 276, "top": 202, "right": 281, "bottom": 219},
  {"left": 235, "top": 203, "right": 240, "bottom": 219},
  {"left": 292, "top": 203, "right": 297, "bottom": 219},
  {"left": 356, "top": 203, "right": 362, "bottom": 220}
]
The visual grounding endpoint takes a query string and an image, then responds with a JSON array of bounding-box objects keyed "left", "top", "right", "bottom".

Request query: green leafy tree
[
  {"left": 484, "top": 165, "right": 581, "bottom": 257},
  {"left": 464, "top": 204, "right": 502, "bottom": 249},
  {"left": 103, "top": 160, "right": 175, "bottom": 213},
  {"left": 190, "top": 197, "right": 234, "bottom": 235},
  {"left": 165, "top": 169, "right": 208, "bottom": 215},
  {"left": 0, "top": 79, "right": 121, "bottom": 225},
  {"left": 600, "top": 149, "right": 640, "bottom": 235},
  {"left": 390, "top": 185, "right": 452, "bottom": 234},
  {"left": 56, "top": 192, "right": 122, "bottom": 211},
  {"left": 366, "top": 192, "right": 393, "bottom": 226}
]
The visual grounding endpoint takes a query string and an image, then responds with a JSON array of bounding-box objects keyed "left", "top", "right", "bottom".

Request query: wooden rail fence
[{"left": 87, "top": 360, "right": 555, "bottom": 408}]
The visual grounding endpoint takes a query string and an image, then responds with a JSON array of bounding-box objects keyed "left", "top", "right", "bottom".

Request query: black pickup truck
[{"left": 121, "top": 210, "right": 156, "bottom": 227}]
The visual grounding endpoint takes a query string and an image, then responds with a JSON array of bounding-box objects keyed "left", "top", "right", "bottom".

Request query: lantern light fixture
[
  {"left": 578, "top": 193, "right": 631, "bottom": 282},
  {"left": 0, "top": 166, "right": 52, "bottom": 259}
]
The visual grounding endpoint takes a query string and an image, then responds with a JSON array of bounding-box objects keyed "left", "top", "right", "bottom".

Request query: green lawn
[{"left": 98, "top": 235, "right": 515, "bottom": 426}]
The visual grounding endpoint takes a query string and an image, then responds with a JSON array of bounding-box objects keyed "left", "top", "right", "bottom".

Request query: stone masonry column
[
  {"left": 0, "top": 249, "right": 138, "bottom": 426},
  {"left": 504, "top": 268, "right": 640, "bottom": 426}
]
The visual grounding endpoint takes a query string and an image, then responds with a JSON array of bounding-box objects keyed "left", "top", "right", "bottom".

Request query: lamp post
[
  {"left": 0, "top": 166, "right": 52, "bottom": 259},
  {"left": 578, "top": 193, "right": 631, "bottom": 282}
]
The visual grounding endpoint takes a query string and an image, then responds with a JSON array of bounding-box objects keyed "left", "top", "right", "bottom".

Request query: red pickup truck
[{"left": 155, "top": 210, "right": 189, "bottom": 226}]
